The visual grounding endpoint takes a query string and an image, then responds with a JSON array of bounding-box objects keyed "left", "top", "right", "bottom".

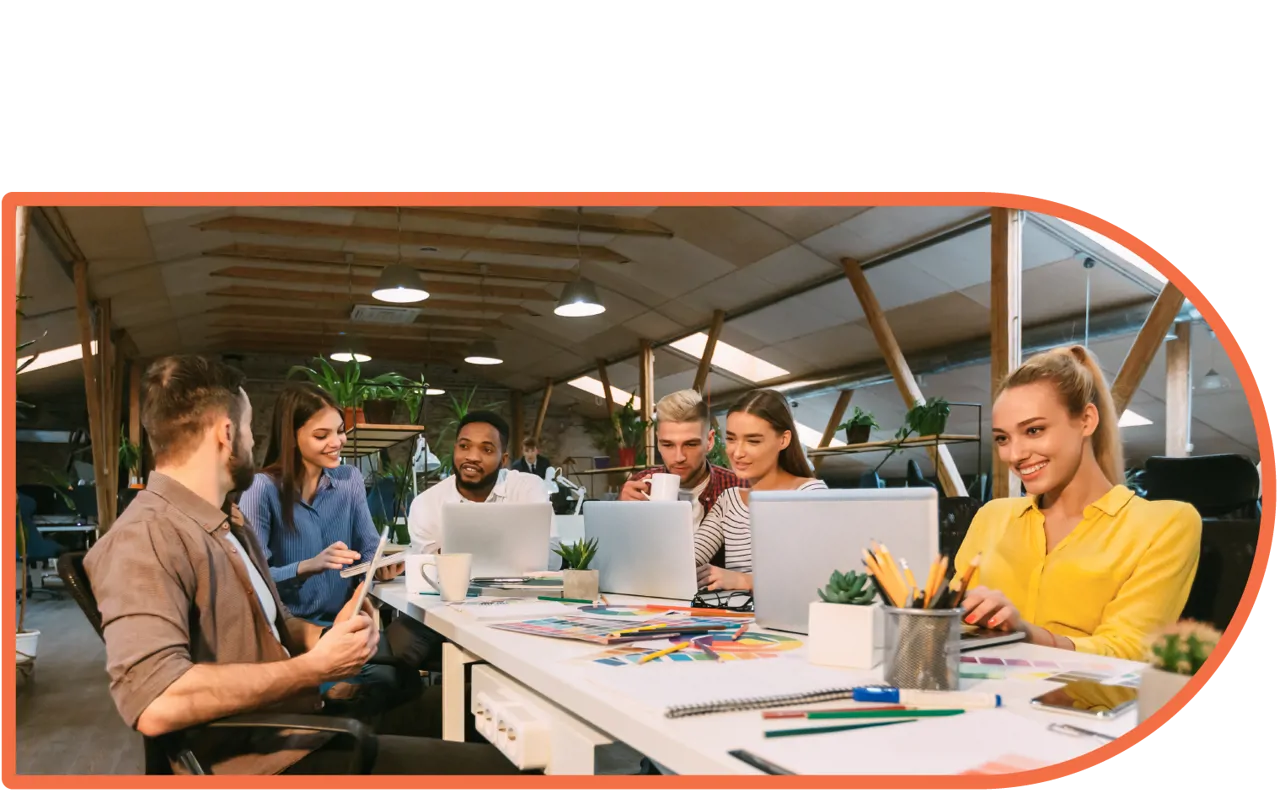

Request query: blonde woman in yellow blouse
[{"left": 955, "top": 345, "right": 1201, "bottom": 661}]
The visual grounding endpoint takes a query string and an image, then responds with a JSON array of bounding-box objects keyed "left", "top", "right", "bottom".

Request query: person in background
[
  {"left": 954, "top": 345, "right": 1201, "bottom": 661},
  {"left": 238, "top": 383, "right": 412, "bottom": 712},
  {"left": 85, "top": 355, "right": 519, "bottom": 774},
  {"left": 620, "top": 389, "right": 747, "bottom": 528},
  {"left": 511, "top": 436, "right": 552, "bottom": 479},
  {"left": 694, "top": 389, "right": 827, "bottom": 591}
]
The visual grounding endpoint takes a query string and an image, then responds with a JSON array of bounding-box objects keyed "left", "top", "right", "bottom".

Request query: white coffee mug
[
  {"left": 408, "top": 553, "right": 472, "bottom": 602},
  {"left": 647, "top": 472, "right": 681, "bottom": 502}
]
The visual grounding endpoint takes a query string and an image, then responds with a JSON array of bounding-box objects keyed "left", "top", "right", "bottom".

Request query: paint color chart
[
  {"left": 592, "top": 631, "right": 803, "bottom": 665},
  {"left": 958, "top": 655, "right": 1124, "bottom": 682}
]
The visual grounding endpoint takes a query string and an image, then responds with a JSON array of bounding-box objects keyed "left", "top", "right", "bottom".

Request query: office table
[{"left": 372, "top": 581, "right": 1144, "bottom": 776}]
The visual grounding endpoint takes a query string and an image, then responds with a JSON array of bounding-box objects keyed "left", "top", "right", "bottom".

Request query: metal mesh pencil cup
[{"left": 883, "top": 607, "right": 963, "bottom": 691}]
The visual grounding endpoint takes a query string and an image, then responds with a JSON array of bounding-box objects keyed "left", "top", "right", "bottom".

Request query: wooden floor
[{"left": 14, "top": 586, "right": 645, "bottom": 776}]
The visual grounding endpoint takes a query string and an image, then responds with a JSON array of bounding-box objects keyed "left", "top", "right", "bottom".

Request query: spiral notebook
[{"left": 665, "top": 688, "right": 853, "bottom": 719}]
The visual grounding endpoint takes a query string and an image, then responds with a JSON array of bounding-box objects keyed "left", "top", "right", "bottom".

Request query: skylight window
[
  {"left": 1117, "top": 409, "right": 1153, "bottom": 428},
  {"left": 568, "top": 376, "right": 636, "bottom": 407},
  {"left": 17, "top": 341, "right": 97, "bottom": 375},
  {"left": 1062, "top": 220, "right": 1168, "bottom": 284},
  {"left": 669, "top": 333, "right": 789, "bottom": 383}
]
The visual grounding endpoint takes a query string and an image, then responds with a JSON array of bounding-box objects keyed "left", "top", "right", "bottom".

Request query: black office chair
[
  {"left": 937, "top": 496, "right": 982, "bottom": 562},
  {"left": 18, "top": 493, "right": 63, "bottom": 597},
  {"left": 1180, "top": 519, "right": 1258, "bottom": 632},
  {"left": 71, "top": 484, "right": 98, "bottom": 521},
  {"left": 57, "top": 551, "right": 378, "bottom": 775},
  {"left": 17, "top": 484, "right": 72, "bottom": 516},
  {"left": 905, "top": 459, "right": 939, "bottom": 492},
  {"left": 1143, "top": 454, "right": 1261, "bottom": 518}
]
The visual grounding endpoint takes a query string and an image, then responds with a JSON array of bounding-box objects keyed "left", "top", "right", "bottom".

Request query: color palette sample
[
  {"left": 592, "top": 631, "right": 802, "bottom": 665},
  {"left": 958, "top": 754, "right": 1048, "bottom": 775},
  {"left": 493, "top": 615, "right": 741, "bottom": 645}
]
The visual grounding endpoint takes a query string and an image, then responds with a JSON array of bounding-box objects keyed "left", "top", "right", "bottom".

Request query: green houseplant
[
  {"left": 119, "top": 429, "right": 142, "bottom": 487},
  {"left": 836, "top": 407, "right": 879, "bottom": 445},
  {"left": 871, "top": 397, "right": 951, "bottom": 476},
  {"left": 810, "top": 568, "right": 883, "bottom": 669},
  {"left": 1139, "top": 621, "right": 1221, "bottom": 722},
  {"left": 555, "top": 538, "right": 601, "bottom": 600},
  {"left": 430, "top": 386, "right": 503, "bottom": 478},
  {"left": 584, "top": 393, "right": 651, "bottom": 468},
  {"left": 287, "top": 357, "right": 409, "bottom": 428}
]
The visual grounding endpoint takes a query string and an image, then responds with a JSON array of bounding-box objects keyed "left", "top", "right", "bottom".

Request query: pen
[
  {"left": 852, "top": 687, "right": 1002, "bottom": 708},
  {"left": 538, "top": 596, "right": 595, "bottom": 604},
  {"left": 728, "top": 749, "right": 795, "bottom": 775},
  {"left": 808, "top": 708, "right": 964, "bottom": 720},
  {"left": 763, "top": 705, "right": 907, "bottom": 719},
  {"left": 637, "top": 641, "right": 690, "bottom": 664},
  {"left": 765, "top": 719, "right": 919, "bottom": 739}
]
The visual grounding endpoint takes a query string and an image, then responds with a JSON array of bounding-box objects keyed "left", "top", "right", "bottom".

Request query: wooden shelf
[
  {"left": 343, "top": 423, "right": 425, "bottom": 457},
  {"left": 806, "top": 434, "right": 980, "bottom": 459}
]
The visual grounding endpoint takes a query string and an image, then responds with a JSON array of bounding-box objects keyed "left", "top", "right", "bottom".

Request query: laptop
[
  {"left": 751, "top": 488, "right": 940, "bottom": 635},
  {"left": 441, "top": 502, "right": 554, "bottom": 578},
  {"left": 583, "top": 501, "right": 697, "bottom": 600}
]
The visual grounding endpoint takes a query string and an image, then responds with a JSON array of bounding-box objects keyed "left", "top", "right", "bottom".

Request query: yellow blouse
[{"left": 954, "top": 485, "right": 1201, "bottom": 660}]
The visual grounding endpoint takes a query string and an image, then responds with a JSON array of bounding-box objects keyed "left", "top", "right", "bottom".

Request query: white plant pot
[
  {"left": 1138, "top": 667, "right": 1188, "bottom": 722},
  {"left": 807, "top": 602, "right": 884, "bottom": 669},
  {"left": 562, "top": 569, "right": 599, "bottom": 601},
  {"left": 17, "top": 629, "right": 40, "bottom": 681}
]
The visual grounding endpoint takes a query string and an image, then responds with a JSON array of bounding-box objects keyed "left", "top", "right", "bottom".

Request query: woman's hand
[
  {"left": 697, "top": 564, "right": 752, "bottom": 592},
  {"left": 374, "top": 561, "right": 405, "bottom": 581},
  {"left": 298, "top": 541, "right": 361, "bottom": 578},
  {"left": 959, "top": 585, "right": 1023, "bottom": 632}
]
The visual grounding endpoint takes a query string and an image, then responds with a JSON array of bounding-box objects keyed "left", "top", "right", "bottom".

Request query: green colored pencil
[
  {"left": 765, "top": 719, "right": 919, "bottom": 739},
  {"left": 807, "top": 709, "right": 964, "bottom": 720},
  {"left": 538, "top": 595, "right": 594, "bottom": 604}
]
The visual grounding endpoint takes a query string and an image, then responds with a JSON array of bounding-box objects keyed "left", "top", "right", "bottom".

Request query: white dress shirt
[{"left": 407, "top": 469, "right": 551, "bottom": 555}]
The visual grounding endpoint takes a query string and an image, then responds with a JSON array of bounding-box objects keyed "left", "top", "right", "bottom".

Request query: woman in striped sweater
[{"left": 694, "top": 389, "right": 827, "bottom": 591}]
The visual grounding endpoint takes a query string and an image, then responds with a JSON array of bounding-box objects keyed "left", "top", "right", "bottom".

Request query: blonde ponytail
[{"left": 997, "top": 345, "right": 1125, "bottom": 485}]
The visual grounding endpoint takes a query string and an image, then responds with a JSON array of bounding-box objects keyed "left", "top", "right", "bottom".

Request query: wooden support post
[
  {"left": 990, "top": 208, "right": 1023, "bottom": 499},
  {"left": 640, "top": 340, "right": 656, "bottom": 465},
  {"left": 597, "top": 360, "right": 624, "bottom": 448},
  {"left": 841, "top": 257, "right": 965, "bottom": 498},
  {"left": 812, "top": 389, "right": 854, "bottom": 473},
  {"left": 130, "top": 359, "right": 144, "bottom": 483},
  {"left": 1165, "top": 320, "right": 1192, "bottom": 457},
  {"left": 509, "top": 390, "right": 525, "bottom": 461},
  {"left": 15, "top": 206, "right": 29, "bottom": 340},
  {"left": 533, "top": 378, "right": 553, "bottom": 441},
  {"left": 693, "top": 310, "right": 725, "bottom": 394},
  {"left": 1111, "top": 282, "right": 1186, "bottom": 415},
  {"left": 74, "top": 262, "right": 110, "bottom": 534}
]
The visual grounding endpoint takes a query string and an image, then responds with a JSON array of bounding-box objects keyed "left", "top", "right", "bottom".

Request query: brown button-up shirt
[{"left": 84, "top": 472, "right": 328, "bottom": 775}]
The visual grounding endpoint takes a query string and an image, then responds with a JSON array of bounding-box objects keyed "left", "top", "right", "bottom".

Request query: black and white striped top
[{"left": 693, "top": 480, "right": 829, "bottom": 572}]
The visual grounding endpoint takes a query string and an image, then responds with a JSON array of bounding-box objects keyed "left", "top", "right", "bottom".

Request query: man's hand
[
  {"left": 374, "top": 561, "right": 405, "bottom": 581},
  {"left": 698, "top": 564, "right": 752, "bottom": 592},
  {"left": 619, "top": 477, "right": 651, "bottom": 502},
  {"left": 298, "top": 541, "right": 361, "bottom": 578},
  {"left": 305, "top": 616, "right": 376, "bottom": 683}
]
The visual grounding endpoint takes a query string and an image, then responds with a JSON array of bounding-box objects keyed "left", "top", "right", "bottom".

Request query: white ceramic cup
[
  {"left": 646, "top": 472, "right": 681, "bottom": 502},
  {"left": 408, "top": 553, "right": 472, "bottom": 602}
]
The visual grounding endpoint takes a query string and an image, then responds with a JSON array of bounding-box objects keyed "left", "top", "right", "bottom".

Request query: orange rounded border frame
[{"left": 1, "top": 192, "right": 1271, "bottom": 789}]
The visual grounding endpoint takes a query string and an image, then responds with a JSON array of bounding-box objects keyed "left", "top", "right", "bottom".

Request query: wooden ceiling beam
[
  {"left": 210, "top": 339, "right": 466, "bottom": 364},
  {"left": 1111, "top": 281, "right": 1187, "bottom": 415},
  {"left": 205, "top": 304, "right": 503, "bottom": 330},
  {"left": 206, "top": 284, "right": 537, "bottom": 315},
  {"left": 207, "top": 316, "right": 494, "bottom": 341},
  {"left": 194, "top": 215, "right": 629, "bottom": 263},
  {"left": 209, "top": 333, "right": 469, "bottom": 355},
  {"left": 209, "top": 265, "right": 554, "bottom": 302},
  {"left": 204, "top": 243, "right": 577, "bottom": 283},
  {"left": 352, "top": 206, "right": 673, "bottom": 238}
]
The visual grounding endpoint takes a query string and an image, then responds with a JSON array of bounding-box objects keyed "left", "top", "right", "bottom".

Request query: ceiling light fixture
[
  {"left": 465, "top": 264, "right": 503, "bottom": 365},
  {"left": 373, "top": 208, "right": 429, "bottom": 303},
  {"left": 554, "top": 207, "right": 606, "bottom": 317},
  {"left": 332, "top": 255, "right": 372, "bottom": 362}
]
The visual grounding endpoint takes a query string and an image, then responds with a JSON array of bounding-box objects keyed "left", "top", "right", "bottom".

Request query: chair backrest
[
  {"left": 1181, "top": 518, "right": 1259, "bottom": 631},
  {"left": 858, "top": 471, "right": 885, "bottom": 489},
  {"left": 18, "top": 493, "right": 63, "bottom": 562},
  {"left": 938, "top": 496, "right": 982, "bottom": 562},
  {"left": 905, "top": 459, "right": 939, "bottom": 492},
  {"left": 17, "top": 484, "right": 70, "bottom": 515},
  {"left": 56, "top": 551, "right": 105, "bottom": 639},
  {"left": 72, "top": 485, "right": 98, "bottom": 519},
  {"left": 1144, "top": 454, "right": 1260, "bottom": 518}
]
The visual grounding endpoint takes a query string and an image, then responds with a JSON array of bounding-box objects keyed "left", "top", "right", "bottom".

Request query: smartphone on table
[{"left": 1029, "top": 680, "right": 1138, "bottom": 720}]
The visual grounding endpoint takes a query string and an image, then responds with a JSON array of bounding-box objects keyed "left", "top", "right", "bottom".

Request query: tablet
[{"left": 349, "top": 526, "right": 391, "bottom": 620}]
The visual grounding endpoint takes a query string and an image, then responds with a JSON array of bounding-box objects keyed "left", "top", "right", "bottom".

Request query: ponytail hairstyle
[
  {"left": 726, "top": 388, "right": 815, "bottom": 479},
  {"left": 262, "top": 383, "right": 342, "bottom": 532},
  {"left": 996, "top": 345, "right": 1125, "bottom": 485}
]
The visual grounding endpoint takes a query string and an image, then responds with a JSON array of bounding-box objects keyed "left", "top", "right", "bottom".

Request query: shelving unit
[
  {"left": 343, "top": 423, "right": 426, "bottom": 458},
  {"left": 806, "top": 433, "right": 980, "bottom": 459}
]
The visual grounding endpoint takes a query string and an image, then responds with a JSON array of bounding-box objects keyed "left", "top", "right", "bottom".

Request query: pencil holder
[{"left": 883, "top": 607, "right": 963, "bottom": 691}]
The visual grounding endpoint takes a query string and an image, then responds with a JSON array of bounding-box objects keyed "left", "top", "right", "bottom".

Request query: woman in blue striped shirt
[{"left": 239, "top": 384, "right": 412, "bottom": 713}]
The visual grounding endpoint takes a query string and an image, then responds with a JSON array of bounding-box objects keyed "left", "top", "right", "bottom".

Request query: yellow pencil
[
  {"left": 611, "top": 623, "right": 668, "bottom": 637},
  {"left": 638, "top": 641, "right": 691, "bottom": 664},
  {"left": 923, "top": 558, "right": 940, "bottom": 605},
  {"left": 901, "top": 559, "right": 918, "bottom": 599}
]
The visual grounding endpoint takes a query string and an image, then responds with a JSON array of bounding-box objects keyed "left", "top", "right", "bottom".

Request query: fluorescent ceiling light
[
  {"left": 1061, "top": 220, "right": 1168, "bottom": 284},
  {"left": 1118, "top": 409, "right": 1153, "bottom": 428},
  {"left": 17, "top": 341, "right": 97, "bottom": 374},
  {"left": 568, "top": 376, "right": 635, "bottom": 407},
  {"left": 424, "top": 387, "right": 446, "bottom": 396},
  {"left": 668, "top": 333, "right": 789, "bottom": 383},
  {"left": 794, "top": 422, "right": 826, "bottom": 449}
]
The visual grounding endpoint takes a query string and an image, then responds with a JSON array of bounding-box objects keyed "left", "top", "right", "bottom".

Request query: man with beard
[{"left": 84, "top": 356, "right": 520, "bottom": 774}]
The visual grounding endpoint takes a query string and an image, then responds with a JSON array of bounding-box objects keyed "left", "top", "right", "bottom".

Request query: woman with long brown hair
[
  {"left": 693, "top": 388, "right": 827, "bottom": 591},
  {"left": 954, "top": 345, "right": 1201, "bottom": 660}
]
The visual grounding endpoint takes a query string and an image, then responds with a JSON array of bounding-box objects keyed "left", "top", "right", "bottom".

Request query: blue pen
[{"left": 853, "top": 687, "right": 1001, "bottom": 708}]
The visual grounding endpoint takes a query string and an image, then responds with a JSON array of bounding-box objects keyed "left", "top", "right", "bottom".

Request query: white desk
[{"left": 372, "top": 581, "right": 1143, "bottom": 775}]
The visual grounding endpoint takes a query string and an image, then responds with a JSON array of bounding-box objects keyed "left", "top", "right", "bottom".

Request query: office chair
[
  {"left": 18, "top": 493, "right": 63, "bottom": 598},
  {"left": 905, "top": 459, "right": 939, "bottom": 492}
]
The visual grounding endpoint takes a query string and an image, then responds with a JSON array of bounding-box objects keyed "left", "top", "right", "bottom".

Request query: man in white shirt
[{"left": 407, "top": 411, "right": 549, "bottom": 555}]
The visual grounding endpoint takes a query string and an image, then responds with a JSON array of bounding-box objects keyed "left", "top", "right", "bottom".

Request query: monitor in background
[
  {"left": 584, "top": 501, "right": 697, "bottom": 600},
  {"left": 751, "top": 488, "right": 940, "bottom": 635},
  {"left": 441, "top": 502, "right": 554, "bottom": 578}
]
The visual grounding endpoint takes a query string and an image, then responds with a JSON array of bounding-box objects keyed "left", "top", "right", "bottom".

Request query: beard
[
  {"left": 457, "top": 466, "right": 501, "bottom": 493},
  {"left": 227, "top": 428, "right": 257, "bottom": 493}
]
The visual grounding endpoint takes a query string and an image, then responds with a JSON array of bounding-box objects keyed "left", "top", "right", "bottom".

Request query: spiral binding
[{"left": 664, "top": 688, "right": 851, "bottom": 719}]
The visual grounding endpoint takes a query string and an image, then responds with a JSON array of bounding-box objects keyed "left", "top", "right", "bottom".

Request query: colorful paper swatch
[{"left": 591, "top": 630, "right": 802, "bottom": 665}]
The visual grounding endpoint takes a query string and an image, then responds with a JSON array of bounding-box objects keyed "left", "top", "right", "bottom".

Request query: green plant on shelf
[
  {"left": 287, "top": 357, "right": 410, "bottom": 408},
  {"left": 836, "top": 407, "right": 879, "bottom": 433},
  {"left": 871, "top": 397, "right": 951, "bottom": 475}
]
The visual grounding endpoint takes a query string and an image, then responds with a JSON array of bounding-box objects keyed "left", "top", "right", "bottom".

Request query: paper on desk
[
  {"left": 451, "top": 601, "right": 583, "bottom": 621},
  {"left": 736, "top": 708, "right": 1091, "bottom": 775}
]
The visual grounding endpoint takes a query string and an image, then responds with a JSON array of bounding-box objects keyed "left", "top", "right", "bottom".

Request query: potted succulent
[
  {"left": 1139, "top": 620, "right": 1221, "bottom": 722},
  {"left": 836, "top": 407, "right": 879, "bottom": 445},
  {"left": 554, "top": 538, "right": 600, "bottom": 601},
  {"left": 808, "top": 570, "right": 883, "bottom": 669}
]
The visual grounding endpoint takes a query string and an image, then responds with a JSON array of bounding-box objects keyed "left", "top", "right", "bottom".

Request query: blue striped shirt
[{"left": 239, "top": 465, "right": 380, "bottom": 623}]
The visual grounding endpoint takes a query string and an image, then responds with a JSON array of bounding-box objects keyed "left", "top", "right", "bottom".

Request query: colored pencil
[
  {"left": 637, "top": 641, "right": 691, "bottom": 664},
  {"left": 764, "top": 719, "right": 919, "bottom": 739},
  {"left": 949, "top": 553, "right": 982, "bottom": 608},
  {"left": 643, "top": 604, "right": 753, "bottom": 618},
  {"left": 762, "top": 705, "right": 907, "bottom": 720},
  {"left": 807, "top": 708, "right": 964, "bottom": 720},
  {"left": 730, "top": 624, "right": 748, "bottom": 641},
  {"left": 694, "top": 637, "right": 722, "bottom": 662},
  {"left": 538, "top": 596, "right": 595, "bottom": 604}
]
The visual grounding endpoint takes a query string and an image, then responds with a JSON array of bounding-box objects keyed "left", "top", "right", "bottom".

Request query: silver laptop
[
  {"left": 441, "top": 502, "right": 554, "bottom": 578},
  {"left": 584, "top": 501, "right": 697, "bottom": 600},
  {"left": 751, "top": 488, "right": 940, "bottom": 635}
]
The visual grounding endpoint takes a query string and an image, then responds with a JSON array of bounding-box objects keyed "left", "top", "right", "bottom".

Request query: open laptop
[
  {"left": 583, "top": 501, "right": 697, "bottom": 600},
  {"left": 441, "top": 502, "right": 554, "bottom": 578}
]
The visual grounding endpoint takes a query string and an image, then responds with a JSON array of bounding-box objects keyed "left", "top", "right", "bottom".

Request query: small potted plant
[
  {"left": 836, "top": 407, "right": 879, "bottom": 445},
  {"left": 1139, "top": 620, "right": 1221, "bottom": 722},
  {"left": 554, "top": 538, "right": 600, "bottom": 601},
  {"left": 119, "top": 430, "right": 143, "bottom": 488},
  {"left": 808, "top": 570, "right": 883, "bottom": 669}
]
